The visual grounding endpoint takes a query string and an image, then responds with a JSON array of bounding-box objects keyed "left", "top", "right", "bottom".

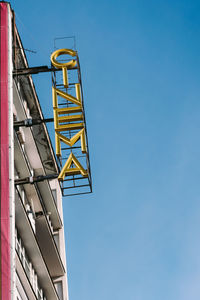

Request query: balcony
[
  {"left": 16, "top": 232, "right": 47, "bottom": 300},
  {"left": 14, "top": 81, "right": 62, "bottom": 230},
  {"left": 15, "top": 188, "right": 60, "bottom": 300}
]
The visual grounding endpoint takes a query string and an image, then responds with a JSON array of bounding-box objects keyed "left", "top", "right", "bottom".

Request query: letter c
[{"left": 51, "top": 49, "right": 77, "bottom": 69}]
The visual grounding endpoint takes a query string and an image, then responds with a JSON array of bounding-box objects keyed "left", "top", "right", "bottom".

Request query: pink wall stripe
[{"left": 0, "top": 2, "right": 10, "bottom": 299}]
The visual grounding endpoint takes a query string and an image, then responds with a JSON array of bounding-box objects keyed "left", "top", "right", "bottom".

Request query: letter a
[{"left": 58, "top": 153, "right": 88, "bottom": 181}]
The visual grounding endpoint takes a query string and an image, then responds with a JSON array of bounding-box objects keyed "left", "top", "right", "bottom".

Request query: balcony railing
[{"left": 15, "top": 230, "right": 47, "bottom": 300}]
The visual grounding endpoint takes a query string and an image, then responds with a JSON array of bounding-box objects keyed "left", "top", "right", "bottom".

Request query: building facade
[{"left": 0, "top": 2, "right": 70, "bottom": 299}]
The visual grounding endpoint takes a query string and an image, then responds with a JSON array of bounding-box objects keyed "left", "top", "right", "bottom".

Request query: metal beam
[
  {"left": 13, "top": 66, "right": 58, "bottom": 76},
  {"left": 14, "top": 118, "right": 54, "bottom": 130},
  {"left": 15, "top": 174, "right": 58, "bottom": 186},
  {"left": 13, "top": 65, "right": 77, "bottom": 76}
]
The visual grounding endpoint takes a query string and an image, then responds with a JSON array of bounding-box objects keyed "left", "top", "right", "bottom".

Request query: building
[{"left": 0, "top": 2, "right": 91, "bottom": 299}]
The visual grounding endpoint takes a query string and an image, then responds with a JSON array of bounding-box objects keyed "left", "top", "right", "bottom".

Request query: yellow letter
[
  {"left": 51, "top": 49, "right": 77, "bottom": 87},
  {"left": 58, "top": 153, "right": 88, "bottom": 180},
  {"left": 56, "top": 128, "right": 87, "bottom": 156},
  {"left": 51, "top": 48, "right": 77, "bottom": 69},
  {"left": 52, "top": 85, "right": 82, "bottom": 107}
]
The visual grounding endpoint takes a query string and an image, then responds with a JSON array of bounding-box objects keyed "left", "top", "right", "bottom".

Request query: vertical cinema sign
[{"left": 51, "top": 49, "right": 88, "bottom": 181}]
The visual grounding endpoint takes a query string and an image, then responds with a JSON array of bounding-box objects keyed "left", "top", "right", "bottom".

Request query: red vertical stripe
[{"left": 0, "top": 3, "right": 10, "bottom": 299}]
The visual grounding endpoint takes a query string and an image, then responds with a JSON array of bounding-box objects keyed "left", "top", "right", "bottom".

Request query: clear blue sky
[{"left": 11, "top": 0, "right": 200, "bottom": 299}]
